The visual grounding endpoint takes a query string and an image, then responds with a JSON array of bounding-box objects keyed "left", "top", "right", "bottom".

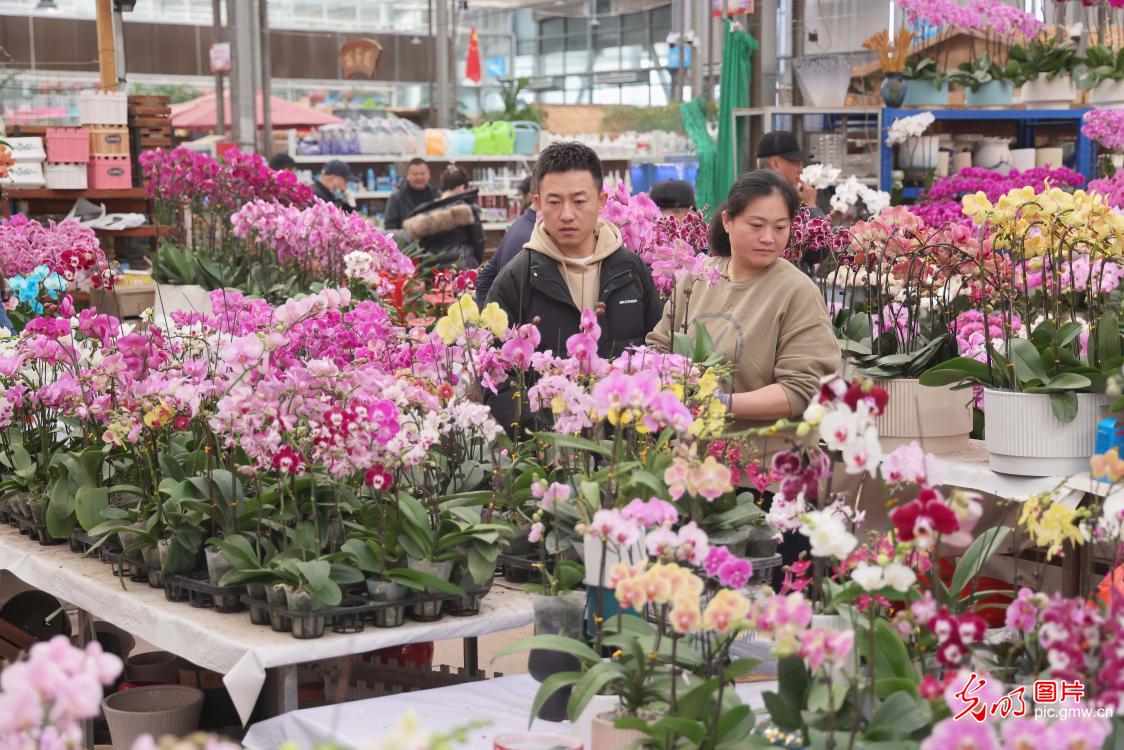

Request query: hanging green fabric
[
  {"left": 679, "top": 99, "right": 716, "bottom": 220},
  {"left": 715, "top": 23, "right": 758, "bottom": 213}
]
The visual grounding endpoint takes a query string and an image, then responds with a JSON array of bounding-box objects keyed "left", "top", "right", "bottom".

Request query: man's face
[
  {"left": 322, "top": 174, "right": 346, "bottom": 192},
  {"left": 406, "top": 164, "right": 431, "bottom": 190},
  {"left": 767, "top": 156, "right": 804, "bottom": 188},
  {"left": 533, "top": 170, "right": 606, "bottom": 252}
]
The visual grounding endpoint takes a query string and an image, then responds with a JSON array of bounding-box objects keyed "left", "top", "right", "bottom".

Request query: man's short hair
[
  {"left": 534, "top": 141, "right": 603, "bottom": 192},
  {"left": 407, "top": 157, "right": 428, "bottom": 169},
  {"left": 757, "top": 157, "right": 773, "bottom": 169}
]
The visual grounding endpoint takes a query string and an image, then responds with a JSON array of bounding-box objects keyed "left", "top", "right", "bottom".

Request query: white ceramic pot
[
  {"left": 1036, "top": 147, "right": 1064, "bottom": 168},
  {"left": 973, "top": 137, "right": 1013, "bottom": 172},
  {"left": 591, "top": 711, "right": 648, "bottom": 749},
  {"left": 1090, "top": 79, "right": 1124, "bottom": 107},
  {"left": 1010, "top": 147, "right": 1036, "bottom": 172},
  {"left": 792, "top": 56, "right": 854, "bottom": 107},
  {"left": 876, "top": 379, "right": 973, "bottom": 454},
  {"left": 1018, "top": 73, "right": 1077, "bottom": 107},
  {"left": 582, "top": 535, "right": 645, "bottom": 587},
  {"left": 983, "top": 389, "right": 1107, "bottom": 476},
  {"left": 898, "top": 135, "right": 940, "bottom": 170},
  {"left": 951, "top": 150, "right": 973, "bottom": 173},
  {"left": 575, "top": 694, "right": 620, "bottom": 747},
  {"left": 101, "top": 685, "right": 203, "bottom": 750}
]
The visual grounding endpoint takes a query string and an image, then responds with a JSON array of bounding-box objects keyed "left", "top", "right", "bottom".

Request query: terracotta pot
[
  {"left": 101, "top": 685, "right": 203, "bottom": 750},
  {"left": 124, "top": 651, "right": 179, "bottom": 684},
  {"left": 591, "top": 711, "right": 647, "bottom": 749}
]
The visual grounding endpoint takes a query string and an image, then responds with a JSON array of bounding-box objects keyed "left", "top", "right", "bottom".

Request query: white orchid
[
  {"left": 800, "top": 163, "right": 842, "bottom": 190},
  {"left": 799, "top": 509, "right": 858, "bottom": 559},
  {"left": 851, "top": 563, "right": 885, "bottom": 591},
  {"left": 885, "top": 111, "right": 936, "bottom": 146},
  {"left": 882, "top": 563, "right": 917, "bottom": 593}
]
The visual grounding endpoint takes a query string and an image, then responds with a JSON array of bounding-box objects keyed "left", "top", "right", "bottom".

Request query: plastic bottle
[
  {"left": 388, "top": 165, "right": 398, "bottom": 189},
  {"left": 367, "top": 168, "right": 375, "bottom": 191}
]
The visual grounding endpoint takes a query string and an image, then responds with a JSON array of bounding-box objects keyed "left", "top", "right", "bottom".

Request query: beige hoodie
[{"left": 524, "top": 218, "right": 623, "bottom": 312}]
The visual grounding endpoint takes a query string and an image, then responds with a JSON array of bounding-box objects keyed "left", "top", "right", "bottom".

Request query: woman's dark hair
[
  {"left": 441, "top": 165, "right": 470, "bottom": 192},
  {"left": 709, "top": 169, "right": 799, "bottom": 257}
]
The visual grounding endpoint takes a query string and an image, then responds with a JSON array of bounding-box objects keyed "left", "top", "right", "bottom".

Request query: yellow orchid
[
  {"left": 961, "top": 191, "right": 992, "bottom": 224},
  {"left": 433, "top": 314, "right": 465, "bottom": 344},
  {"left": 478, "top": 302, "right": 509, "bottom": 337}
]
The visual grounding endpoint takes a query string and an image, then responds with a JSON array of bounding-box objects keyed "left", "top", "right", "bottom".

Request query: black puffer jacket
[
  {"left": 403, "top": 189, "right": 486, "bottom": 268},
  {"left": 486, "top": 244, "right": 663, "bottom": 358},
  {"left": 485, "top": 244, "right": 663, "bottom": 433}
]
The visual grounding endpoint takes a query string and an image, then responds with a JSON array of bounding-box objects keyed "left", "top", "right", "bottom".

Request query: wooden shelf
[
  {"left": 91, "top": 224, "right": 174, "bottom": 238},
  {"left": 5, "top": 188, "right": 149, "bottom": 200}
]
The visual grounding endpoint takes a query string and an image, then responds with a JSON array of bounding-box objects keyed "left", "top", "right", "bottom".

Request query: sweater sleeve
[{"left": 773, "top": 281, "right": 842, "bottom": 416}]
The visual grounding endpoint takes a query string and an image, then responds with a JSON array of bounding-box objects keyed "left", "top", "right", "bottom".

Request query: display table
[
  {"left": 0, "top": 525, "right": 533, "bottom": 724},
  {"left": 242, "top": 673, "right": 777, "bottom": 750},
  {"left": 930, "top": 439, "right": 1085, "bottom": 504}
]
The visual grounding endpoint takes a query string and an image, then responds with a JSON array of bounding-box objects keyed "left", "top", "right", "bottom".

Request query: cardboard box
[{"left": 88, "top": 283, "right": 155, "bottom": 319}]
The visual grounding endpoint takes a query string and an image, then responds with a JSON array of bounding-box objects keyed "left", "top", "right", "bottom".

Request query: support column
[
  {"left": 259, "top": 0, "right": 272, "bottom": 155},
  {"left": 94, "top": 0, "right": 117, "bottom": 90},
  {"left": 436, "top": 0, "right": 450, "bottom": 126},
  {"left": 212, "top": 0, "right": 225, "bottom": 138},
  {"left": 690, "top": 0, "right": 704, "bottom": 99},
  {"left": 228, "top": 0, "right": 258, "bottom": 153}
]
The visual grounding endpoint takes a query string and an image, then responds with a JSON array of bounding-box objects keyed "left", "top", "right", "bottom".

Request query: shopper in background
[
  {"left": 385, "top": 157, "right": 440, "bottom": 230},
  {"left": 312, "top": 159, "right": 357, "bottom": 212},
  {"left": 474, "top": 175, "right": 535, "bottom": 306},
  {"left": 402, "top": 166, "right": 485, "bottom": 269},
  {"left": 650, "top": 179, "right": 696, "bottom": 219},
  {"left": 646, "top": 170, "right": 841, "bottom": 585},
  {"left": 268, "top": 153, "right": 298, "bottom": 172},
  {"left": 755, "top": 131, "right": 820, "bottom": 214}
]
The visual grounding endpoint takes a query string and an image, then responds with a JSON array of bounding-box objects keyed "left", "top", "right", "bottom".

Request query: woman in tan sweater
[
  {"left": 647, "top": 169, "right": 841, "bottom": 583},
  {"left": 647, "top": 169, "right": 841, "bottom": 429}
]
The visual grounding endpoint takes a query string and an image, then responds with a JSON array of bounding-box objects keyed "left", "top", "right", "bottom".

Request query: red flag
[{"left": 465, "top": 26, "right": 482, "bottom": 83}]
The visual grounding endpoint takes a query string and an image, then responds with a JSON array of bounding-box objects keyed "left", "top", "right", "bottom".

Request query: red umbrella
[{"left": 170, "top": 92, "right": 342, "bottom": 130}]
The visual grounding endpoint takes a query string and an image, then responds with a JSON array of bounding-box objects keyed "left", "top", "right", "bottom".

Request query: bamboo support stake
[{"left": 95, "top": 0, "right": 117, "bottom": 90}]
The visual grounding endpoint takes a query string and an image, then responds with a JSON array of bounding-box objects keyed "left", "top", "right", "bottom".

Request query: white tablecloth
[
  {"left": 241, "top": 673, "right": 778, "bottom": 750},
  {"left": 931, "top": 439, "right": 1083, "bottom": 503},
  {"left": 0, "top": 525, "right": 533, "bottom": 724}
]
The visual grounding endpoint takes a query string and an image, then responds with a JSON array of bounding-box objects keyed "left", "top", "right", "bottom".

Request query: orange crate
[{"left": 89, "top": 126, "right": 129, "bottom": 156}]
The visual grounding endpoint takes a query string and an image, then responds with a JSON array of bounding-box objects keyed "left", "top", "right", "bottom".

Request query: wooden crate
[{"left": 134, "top": 126, "right": 172, "bottom": 149}]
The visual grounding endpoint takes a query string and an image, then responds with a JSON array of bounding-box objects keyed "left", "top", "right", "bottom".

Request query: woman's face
[{"left": 722, "top": 193, "right": 792, "bottom": 274}]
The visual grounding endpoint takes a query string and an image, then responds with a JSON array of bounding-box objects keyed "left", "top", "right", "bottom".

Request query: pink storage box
[
  {"left": 87, "top": 155, "right": 132, "bottom": 190},
  {"left": 46, "top": 127, "right": 90, "bottom": 163}
]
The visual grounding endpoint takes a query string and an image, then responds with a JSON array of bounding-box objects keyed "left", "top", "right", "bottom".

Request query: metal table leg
[{"left": 463, "top": 636, "right": 479, "bottom": 675}]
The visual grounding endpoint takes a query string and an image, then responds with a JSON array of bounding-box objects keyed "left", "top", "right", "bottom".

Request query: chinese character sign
[{"left": 339, "top": 38, "right": 383, "bottom": 79}]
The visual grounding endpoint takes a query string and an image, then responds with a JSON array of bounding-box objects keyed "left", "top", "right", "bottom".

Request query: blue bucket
[
  {"left": 902, "top": 80, "right": 949, "bottom": 107},
  {"left": 964, "top": 81, "right": 1014, "bottom": 108}
]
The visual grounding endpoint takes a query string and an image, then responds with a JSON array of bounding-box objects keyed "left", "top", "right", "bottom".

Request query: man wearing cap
[
  {"left": 312, "top": 159, "right": 357, "bottom": 212},
  {"left": 756, "top": 131, "right": 822, "bottom": 216},
  {"left": 650, "top": 179, "right": 696, "bottom": 219}
]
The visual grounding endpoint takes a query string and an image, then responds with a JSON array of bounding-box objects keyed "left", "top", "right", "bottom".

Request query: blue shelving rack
[{"left": 880, "top": 107, "right": 1095, "bottom": 200}]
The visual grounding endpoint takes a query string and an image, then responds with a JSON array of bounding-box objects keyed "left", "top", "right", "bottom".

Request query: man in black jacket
[
  {"left": 312, "top": 160, "right": 357, "bottom": 212},
  {"left": 486, "top": 141, "right": 662, "bottom": 411},
  {"left": 486, "top": 142, "right": 662, "bottom": 431},
  {"left": 385, "top": 158, "right": 440, "bottom": 230},
  {"left": 475, "top": 175, "right": 534, "bottom": 306}
]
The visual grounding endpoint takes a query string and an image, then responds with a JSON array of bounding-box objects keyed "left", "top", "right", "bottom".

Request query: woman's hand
[{"left": 728, "top": 384, "right": 793, "bottom": 422}]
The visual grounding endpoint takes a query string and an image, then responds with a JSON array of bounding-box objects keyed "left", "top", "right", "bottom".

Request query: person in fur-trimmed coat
[{"left": 402, "top": 166, "right": 486, "bottom": 269}]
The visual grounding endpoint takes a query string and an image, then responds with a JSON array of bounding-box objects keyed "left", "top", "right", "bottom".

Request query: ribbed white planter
[
  {"left": 1090, "top": 79, "right": 1124, "bottom": 107},
  {"left": 1018, "top": 74, "right": 1077, "bottom": 108},
  {"left": 152, "top": 283, "right": 213, "bottom": 321},
  {"left": 876, "top": 379, "right": 973, "bottom": 454},
  {"left": 897, "top": 135, "right": 940, "bottom": 169},
  {"left": 984, "top": 389, "right": 1107, "bottom": 476}
]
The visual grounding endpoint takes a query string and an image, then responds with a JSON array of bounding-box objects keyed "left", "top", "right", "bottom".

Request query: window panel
[{"left": 542, "top": 18, "right": 565, "bottom": 36}]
